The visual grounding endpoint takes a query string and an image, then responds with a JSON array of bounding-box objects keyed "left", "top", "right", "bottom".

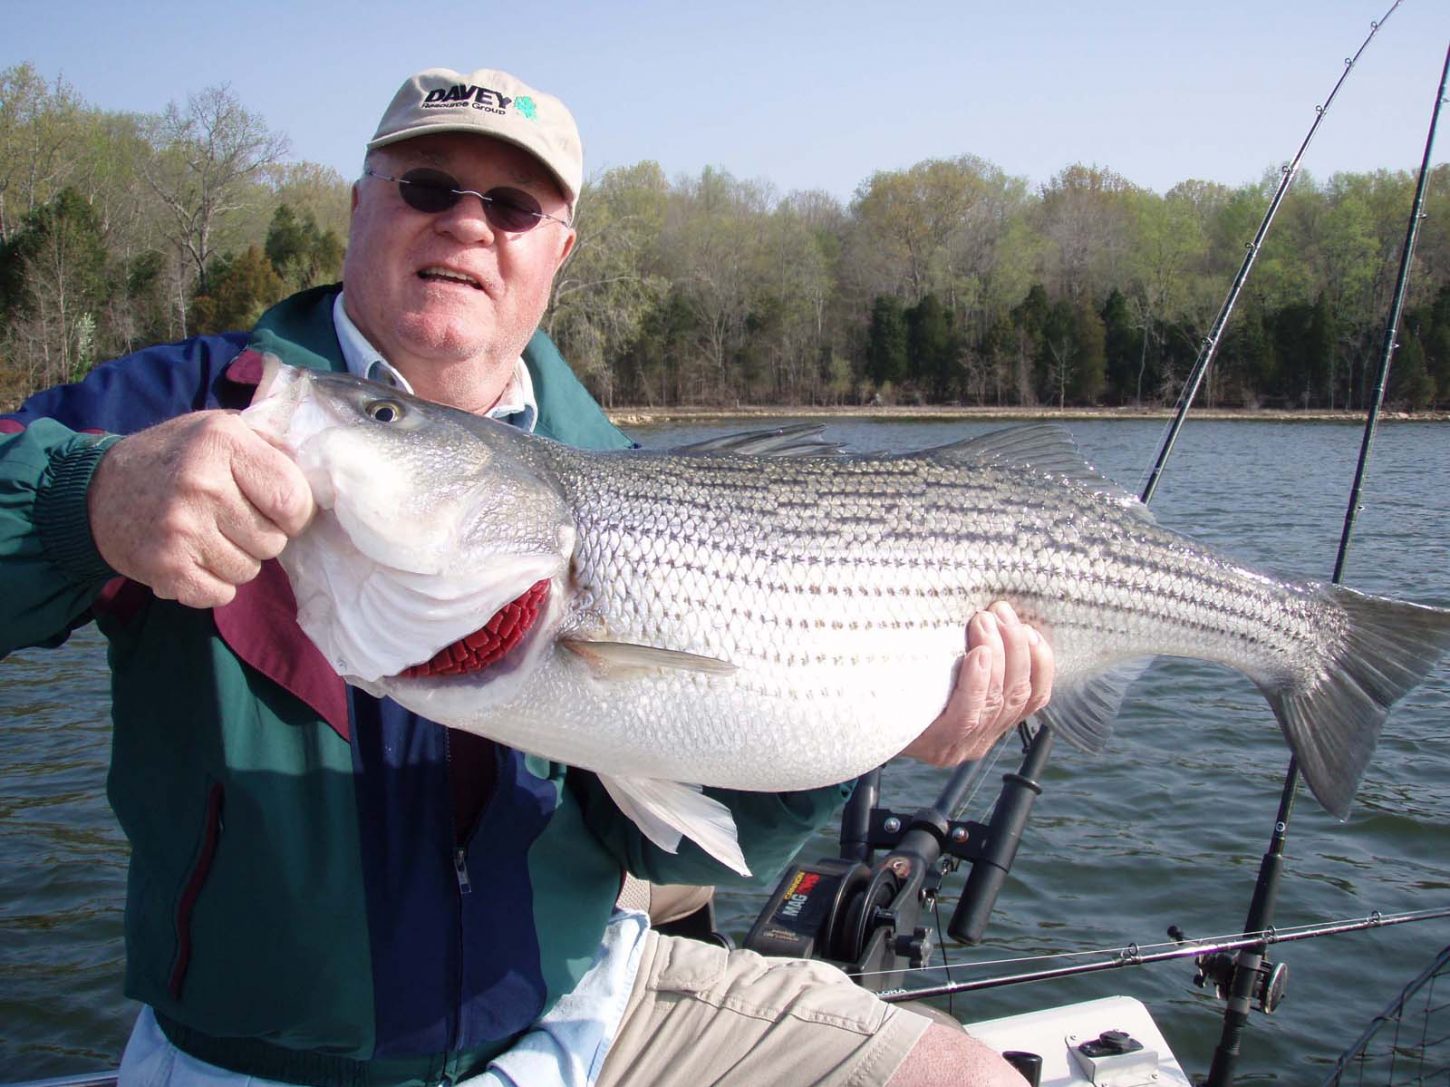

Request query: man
[{"left": 0, "top": 68, "right": 1052, "bottom": 1085}]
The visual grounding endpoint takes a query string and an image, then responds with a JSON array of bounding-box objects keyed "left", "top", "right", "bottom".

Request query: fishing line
[
  {"left": 859, "top": 907, "right": 1450, "bottom": 1001},
  {"left": 930, "top": 895, "right": 956, "bottom": 1017},
  {"left": 944, "top": 725, "right": 1015, "bottom": 821},
  {"left": 882, "top": 906, "right": 1450, "bottom": 985},
  {"left": 850, "top": 908, "right": 1447, "bottom": 986}
]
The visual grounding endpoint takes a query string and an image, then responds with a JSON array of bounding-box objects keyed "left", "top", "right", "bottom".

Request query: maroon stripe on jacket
[
  {"left": 168, "top": 781, "right": 224, "bottom": 999},
  {"left": 214, "top": 560, "right": 350, "bottom": 742}
]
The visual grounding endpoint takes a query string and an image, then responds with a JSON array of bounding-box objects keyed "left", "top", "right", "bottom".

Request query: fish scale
[
  {"left": 244, "top": 365, "right": 1450, "bottom": 874},
  {"left": 566, "top": 455, "right": 1271, "bottom": 675}
]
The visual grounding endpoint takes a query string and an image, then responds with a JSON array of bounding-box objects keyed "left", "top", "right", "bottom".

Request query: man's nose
[{"left": 433, "top": 194, "right": 495, "bottom": 245}]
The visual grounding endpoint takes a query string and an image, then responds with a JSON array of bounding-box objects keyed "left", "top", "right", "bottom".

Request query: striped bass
[{"left": 244, "top": 364, "right": 1450, "bottom": 875}]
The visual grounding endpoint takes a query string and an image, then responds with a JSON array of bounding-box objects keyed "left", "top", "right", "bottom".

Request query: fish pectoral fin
[
  {"left": 1035, "top": 660, "right": 1152, "bottom": 754},
  {"left": 561, "top": 639, "right": 737, "bottom": 680},
  {"left": 598, "top": 774, "right": 751, "bottom": 877}
]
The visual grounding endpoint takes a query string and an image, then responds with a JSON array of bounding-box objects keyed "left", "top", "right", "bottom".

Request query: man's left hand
[{"left": 899, "top": 601, "right": 1054, "bottom": 766}]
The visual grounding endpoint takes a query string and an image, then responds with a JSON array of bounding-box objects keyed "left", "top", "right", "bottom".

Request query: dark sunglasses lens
[
  {"left": 397, "top": 169, "right": 461, "bottom": 214},
  {"left": 484, "top": 188, "right": 544, "bottom": 232}
]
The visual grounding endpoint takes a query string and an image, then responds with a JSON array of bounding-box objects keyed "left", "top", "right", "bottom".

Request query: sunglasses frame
[{"left": 363, "top": 167, "right": 572, "bottom": 233}]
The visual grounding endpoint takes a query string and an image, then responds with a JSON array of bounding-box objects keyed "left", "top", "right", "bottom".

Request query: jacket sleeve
[
  {"left": 570, "top": 773, "right": 853, "bottom": 888},
  {"left": 0, "top": 421, "right": 121, "bottom": 655},
  {"left": 0, "top": 333, "right": 249, "bottom": 656}
]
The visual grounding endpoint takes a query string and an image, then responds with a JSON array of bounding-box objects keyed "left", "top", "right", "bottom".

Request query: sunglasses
[{"left": 363, "top": 167, "right": 572, "bottom": 233}]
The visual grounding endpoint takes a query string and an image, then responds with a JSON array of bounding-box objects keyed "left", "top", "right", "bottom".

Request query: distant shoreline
[{"left": 607, "top": 404, "right": 1449, "bottom": 426}]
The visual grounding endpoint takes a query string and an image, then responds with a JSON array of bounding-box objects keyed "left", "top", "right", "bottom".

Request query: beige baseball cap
[{"left": 368, "top": 67, "right": 582, "bottom": 213}]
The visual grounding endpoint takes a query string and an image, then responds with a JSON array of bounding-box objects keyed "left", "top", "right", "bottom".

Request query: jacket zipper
[
  {"left": 452, "top": 846, "right": 472, "bottom": 895},
  {"left": 444, "top": 731, "right": 490, "bottom": 1056}
]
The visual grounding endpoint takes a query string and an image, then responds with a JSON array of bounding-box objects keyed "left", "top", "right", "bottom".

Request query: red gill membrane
[{"left": 400, "top": 579, "right": 551, "bottom": 679}]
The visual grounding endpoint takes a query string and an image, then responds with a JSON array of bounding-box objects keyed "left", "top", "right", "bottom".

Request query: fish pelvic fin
[
  {"left": 561, "top": 639, "right": 737, "bottom": 680},
  {"left": 1035, "top": 661, "right": 1152, "bottom": 753},
  {"left": 1266, "top": 585, "right": 1450, "bottom": 820},
  {"left": 598, "top": 774, "right": 751, "bottom": 877}
]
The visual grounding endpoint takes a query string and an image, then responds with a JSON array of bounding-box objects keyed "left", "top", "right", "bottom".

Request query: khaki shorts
[{"left": 596, "top": 932, "right": 931, "bottom": 1087}]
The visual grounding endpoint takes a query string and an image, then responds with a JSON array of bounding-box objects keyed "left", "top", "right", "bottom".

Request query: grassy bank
[{"left": 607, "top": 404, "right": 1449, "bottom": 427}]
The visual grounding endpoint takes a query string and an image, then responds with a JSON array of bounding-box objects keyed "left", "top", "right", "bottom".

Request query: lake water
[{"left": 2, "top": 417, "right": 1448, "bottom": 1081}]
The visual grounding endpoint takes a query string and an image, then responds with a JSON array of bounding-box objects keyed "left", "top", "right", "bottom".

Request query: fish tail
[{"left": 1267, "top": 585, "right": 1450, "bottom": 818}]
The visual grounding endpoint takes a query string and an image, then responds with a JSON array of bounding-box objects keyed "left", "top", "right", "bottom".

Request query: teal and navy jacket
[{"left": 0, "top": 286, "right": 848, "bottom": 1085}]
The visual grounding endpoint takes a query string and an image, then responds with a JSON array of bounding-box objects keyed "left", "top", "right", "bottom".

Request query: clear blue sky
[{"left": 7, "top": 0, "right": 1447, "bottom": 200}]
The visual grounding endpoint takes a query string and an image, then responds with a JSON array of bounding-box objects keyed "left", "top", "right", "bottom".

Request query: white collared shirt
[{"left": 332, "top": 292, "right": 538, "bottom": 433}]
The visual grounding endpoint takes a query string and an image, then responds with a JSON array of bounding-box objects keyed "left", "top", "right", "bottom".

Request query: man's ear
[
  {"left": 351, "top": 183, "right": 361, "bottom": 212},
  {"left": 556, "top": 228, "right": 577, "bottom": 270}
]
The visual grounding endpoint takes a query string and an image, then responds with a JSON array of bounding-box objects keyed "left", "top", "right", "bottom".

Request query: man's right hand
[{"left": 88, "top": 410, "right": 314, "bottom": 608}]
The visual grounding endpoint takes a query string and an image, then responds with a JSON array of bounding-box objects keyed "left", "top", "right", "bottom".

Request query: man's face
[{"left": 342, "top": 133, "right": 576, "bottom": 411}]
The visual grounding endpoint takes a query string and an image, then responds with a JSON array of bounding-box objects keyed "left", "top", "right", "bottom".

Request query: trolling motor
[{"left": 744, "top": 724, "right": 1054, "bottom": 990}]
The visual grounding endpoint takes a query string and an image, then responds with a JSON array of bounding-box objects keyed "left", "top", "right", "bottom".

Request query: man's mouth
[
  {"left": 418, "top": 266, "right": 483, "bottom": 290},
  {"left": 400, "top": 580, "right": 550, "bottom": 679}
]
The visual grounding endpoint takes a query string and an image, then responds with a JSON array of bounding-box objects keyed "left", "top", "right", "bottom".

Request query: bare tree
[
  {"left": 142, "top": 84, "right": 288, "bottom": 330},
  {"left": 0, "top": 64, "right": 84, "bottom": 244}
]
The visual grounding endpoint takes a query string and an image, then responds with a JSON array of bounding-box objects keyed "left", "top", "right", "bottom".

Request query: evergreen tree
[
  {"left": 1010, "top": 284, "right": 1049, "bottom": 405},
  {"left": 190, "top": 244, "right": 286, "bottom": 334},
  {"left": 1421, "top": 284, "right": 1450, "bottom": 408},
  {"left": 0, "top": 187, "right": 111, "bottom": 391},
  {"left": 1099, "top": 288, "right": 1140, "bottom": 405},
  {"left": 1387, "top": 333, "right": 1434, "bottom": 411},
  {"left": 1070, "top": 301, "right": 1107, "bottom": 404},
  {"left": 866, "top": 295, "right": 908, "bottom": 389},
  {"left": 265, "top": 204, "right": 344, "bottom": 290},
  {"left": 906, "top": 292, "right": 954, "bottom": 399}
]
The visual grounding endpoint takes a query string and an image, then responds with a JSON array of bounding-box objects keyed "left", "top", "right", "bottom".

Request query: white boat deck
[{"left": 967, "top": 995, "right": 1193, "bottom": 1086}]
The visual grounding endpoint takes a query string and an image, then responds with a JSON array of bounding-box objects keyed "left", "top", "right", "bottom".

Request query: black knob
[{"left": 1002, "top": 1050, "right": 1042, "bottom": 1086}]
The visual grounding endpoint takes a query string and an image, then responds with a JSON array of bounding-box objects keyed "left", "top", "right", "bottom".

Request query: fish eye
[{"left": 366, "top": 399, "right": 405, "bottom": 424}]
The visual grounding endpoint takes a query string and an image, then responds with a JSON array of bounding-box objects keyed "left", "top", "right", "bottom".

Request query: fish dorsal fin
[
  {"left": 674, "top": 423, "right": 846, "bottom": 458},
  {"left": 1035, "top": 660, "right": 1153, "bottom": 753},
  {"left": 598, "top": 774, "right": 751, "bottom": 876},
  {"left": 561, "top": 639, "right": 737, "bottom": 680},
  {"left": 923, "top": 424, "right": 1151, "bottom": 519}
]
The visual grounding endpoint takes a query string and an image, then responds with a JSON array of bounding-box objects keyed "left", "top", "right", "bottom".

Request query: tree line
[
  {"left": 3, "top": 62, "right": 1447, "bottom": 413},
  {"left": 0, "top": 65, "right": 348, "bottom": 405}
]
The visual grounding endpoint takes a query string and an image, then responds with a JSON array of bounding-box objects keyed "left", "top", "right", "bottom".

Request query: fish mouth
[{"left": 399, "top": 579, "right": 551, "bottom": 679}]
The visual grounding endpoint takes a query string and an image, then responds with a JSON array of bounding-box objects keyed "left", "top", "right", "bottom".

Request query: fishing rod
[
  {"left": 1332, "top": 40, "right": 1450, "bottom": 587},
  {"left": 1206, "top": 34, "right": 1450, "bottom": 1087},
  {"left": 748, "top": 5, "right": 1436, "bottom": 1069},
  {"left": 1139, "top": 0, "right": 1403, "bottom": 507},
  {"left": 936, "top": 4, "right": 1416, "bottom": 968},
  {"left": 911, "top": 0, "right": 1416, "bottom": 974},
  {"left": 874, "top": 907, "right": 1450, "bottom": 1003}
]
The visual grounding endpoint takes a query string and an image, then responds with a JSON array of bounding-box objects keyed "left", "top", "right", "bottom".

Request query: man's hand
[
  {"left": 899, "top": 601, "right": 1054, "bottom": 766},
  {"left": 88, "top": 410, "right": 314, "bottom": 608}
]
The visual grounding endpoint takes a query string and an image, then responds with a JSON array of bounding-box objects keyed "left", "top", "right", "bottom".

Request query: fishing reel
[
  {"left": 744, "top": 725, "right": 1054, "bottom": 991},
  {"left": 1168, "top": 925, "right": 1290, "bottom": 1014},
  {"left": 743, "top": 817, "right": 951, "bottom": 991}
]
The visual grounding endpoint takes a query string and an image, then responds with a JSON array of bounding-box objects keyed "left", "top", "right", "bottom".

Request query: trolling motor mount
[{"left": 745, "top": 727, "right": 1056, "bottom": 991}]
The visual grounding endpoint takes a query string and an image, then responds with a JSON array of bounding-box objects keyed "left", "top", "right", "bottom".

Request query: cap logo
[{"left": 422, "top": 84, "right": 515, "bottom": 116}]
